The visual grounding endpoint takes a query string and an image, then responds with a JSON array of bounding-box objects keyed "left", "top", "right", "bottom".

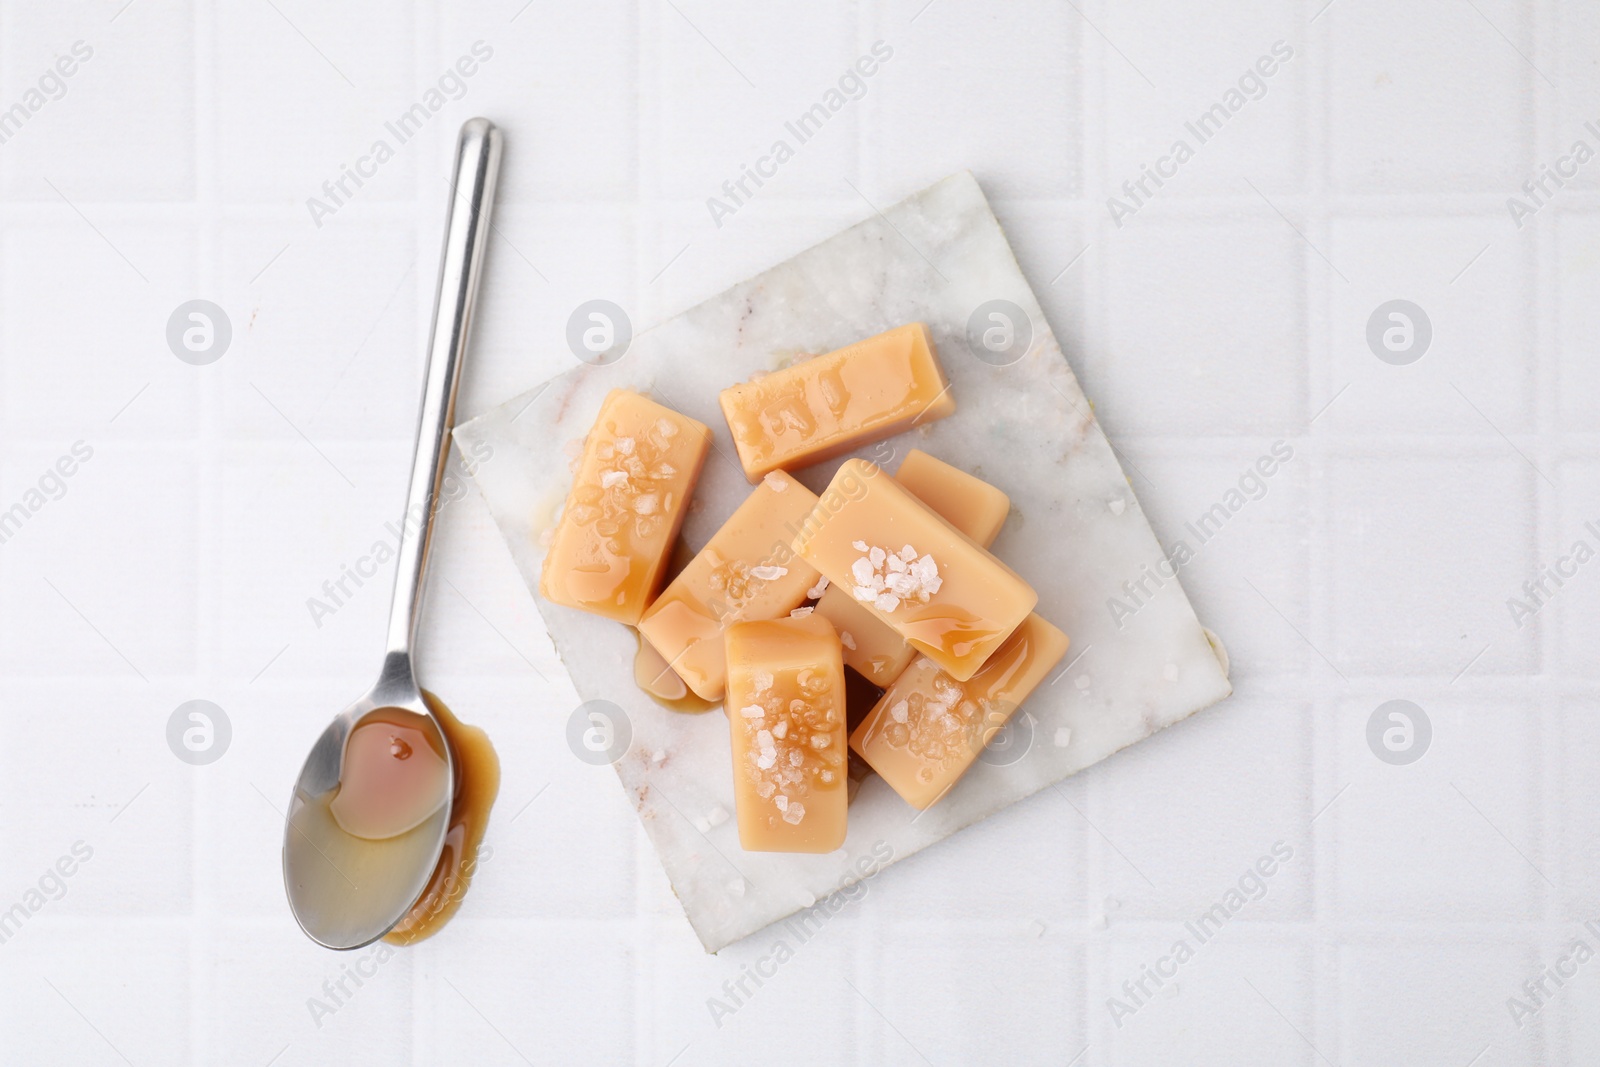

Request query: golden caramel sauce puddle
[{"left": 385, "top": 691, "right": 499, "bottom": 945}]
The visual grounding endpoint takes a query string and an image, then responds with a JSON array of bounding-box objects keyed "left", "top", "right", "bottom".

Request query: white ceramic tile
[
  {"left": 1325, "top": 453, "right": 1536, "bottom": 676},
  {"left": 1096, "top": 934, "right": 1313, "bottom": 1067},
  {"left": 1099, "top": 1, "right": 1306, "bottom": 198},
  {"left": 1096, "top": 218, "right": 1305, "bottom": 436},
  {"left": 1325, "top": 215, "right": 1536, "bottom": 434},
  {"left": 869, "top": 0, "right": 1081, "bottom": 199},
  {"left": 0, "top": 924, "right": 191, "bottom": 1065},
  {"left": 0, "top": 2, "right": 195, "bottom": 201},
  {"left": 1337, "top": 936, "right": 1546, "bottom": 1066},
  {"left": 1328, "top": 694, "right": 1544, "bottom": 922},
  {"left": 1325, "top": 0, "right": 1534, "bottom": 193}
]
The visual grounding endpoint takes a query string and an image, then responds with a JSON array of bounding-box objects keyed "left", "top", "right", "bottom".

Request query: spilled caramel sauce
[
  {"left": 386, "top": 691, "right": 499, "bottom": 945},
  {"left": 285, "top": 694, "right": 497, "bottom": 949}
]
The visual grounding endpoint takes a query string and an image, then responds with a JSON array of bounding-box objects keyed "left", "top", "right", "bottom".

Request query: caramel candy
[
  {"left": 794, "top": 459, "right": 1036, "bottom": 681},
  {"left": 638, "top": 471, "right": 822, "bottom": 701},
  {"left": 540, "top": 390, "right": 709, "bottom": 625},
  {"left": 725, "top": 615, "right": 848, "bottom": 852},
  {"left": 815, "top": 450, "right": 1010, "bottom": 686},
  {"left": 850, "top": 613, "right": 1069, "bottom": 810},
  {"left": 718, "top": 323, "right": 954, "bottom": 482},
  {"left": 893, "top": 450, "right": 1010, "bottom": 548}
]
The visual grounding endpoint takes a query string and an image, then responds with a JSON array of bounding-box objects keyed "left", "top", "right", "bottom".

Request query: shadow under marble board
[{"left": 455, "top": 171, "right": 1232, "bottom": 952}]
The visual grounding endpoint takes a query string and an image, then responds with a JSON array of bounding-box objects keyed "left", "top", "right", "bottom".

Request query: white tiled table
[{"left": 0, "top": 1, "right": 1590, "bottom": 1063}]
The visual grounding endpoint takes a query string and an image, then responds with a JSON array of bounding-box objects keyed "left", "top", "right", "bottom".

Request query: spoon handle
[{"left": 384, "top": 118, "right": 503, "bottom": 665}]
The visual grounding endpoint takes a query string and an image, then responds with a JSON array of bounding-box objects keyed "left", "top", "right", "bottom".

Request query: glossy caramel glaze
[{"left": 384, "top": 691, "right": 500, "bottom": 945}]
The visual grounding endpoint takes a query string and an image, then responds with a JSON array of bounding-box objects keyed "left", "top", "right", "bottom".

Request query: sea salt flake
[
  {"left": 772, "top": 720, "right": 788, "bottom": 739},
  {"left": 874, "top": 593, "right": 901, "bottom": 613},
  {"left": 756, "top": 753, "right": 775, "bottom": 770},
  {"left": 840, "top": 631, "right": 857, "bottom": 650},
  {"left": 1053, "top": 727, "right": 1072, "bottom": 748},
  {"left": 782, "top": 803, "right": 805, "bottom": 825},
  {"left": 807, "top": 576, "right": 830, "bottom": 598},
  {"left": 655, "top": 418, "right": 677, "bottom": 438},
  {"left": 763, "top": 471, "right": 788, "bottom": 492},
  {"left": 899, "top": 544, "right": 917, "bottom": 561},
  {"left": 740, "top": 704, "right": 765, "bottom": 718},
  {"left": 599, "top": 469, "right": 629, "bottom": 489},
  {"left": 614, "top": 436, "right": 635, "bottom": 455},
  {"left": 852, "top": 540, "right": 869, "bottom": 552},
  {"left": 852, "top": 585, "right": 878, "bottom": 602},
  {"left": 774, "top": 795, "right": 789, "bottom": 812},
  {"left": 750, "top": 565, "right": 787, "bottom": 581},
  {"left": 651, "top": 749, "right": 667, "bottom": 764},
  {"left": 707, "top": 805, "right": 729, "bottom": 827},
  {"left": 753, "top": 669, "right": 773, "bottom": 693},
  {"left": 789, "top": 606, "right": 814, "bottom": 618},
  {"left": 889, "top": 700, "right": 909, "bottom": 723},
  {"left": 851, "top": 558, "right": 877, "bottom": 585},
  {"left": 868, "top": 546, "right": 886, "bottom": 566}
]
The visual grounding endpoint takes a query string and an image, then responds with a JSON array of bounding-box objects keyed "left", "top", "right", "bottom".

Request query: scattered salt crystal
[
  {"left": 788, "top": 750, "right": 803, "bottom": 766},
  {"left": 868, "top": 546, "right": 886, "bottom": 567},
  {"left": 614, "top": 436, "right": 635, "bottom": 455},
  {"left": 655, "top": 418, "right": 677, "bottom": 437},
  {"left": 537, "top": 528, "right": 555, "bottom": 548},
  {"left": 782, "top": 803, "right": 805, "bottom": 825},
  {"left": 599, "top": 470, "right": 628, "bottom": 489},
  {"left": 707, "top": 805, "right": 729, "bottom": 827},
  {"left": 884, "top": 572, "right": 916, "bottom": 596},
  {"left": 757, "top": 729, "right": 775, "bottom": 751},
  {"left": 753, "top": 669, "right": 773, "bottom": 693},
  {"left": 851, "top": 540, "right": 869, "bottom": 552},
  {"left": 852, "top": 585, "right": 878, "bottom": 602},
  {"left": 763, "top": 471, "right": 788, "bottom": 492},
  {"left": 693, "top": 816, "right": 711, "bottom": 833},
  {"left": 1109, "top": 498, "right": 1126, "bottom": 515},
  {"left": 739, "top": 704, "right": 764, "bottom": 718},
  {"left": 807, "top": 576, "right": 830, "bottom": 598},
  {"left": 774, "top": 795, "right": 788, "bottom": 812},
  {"left": 1075, "top": 675, "right": 1090, "bottom": 690},
  {"left": 772, "top": 720, "right": 788, "bottom": 739},
  {"left": 874, "top": 593, "right": 901, "bottom": 613},
  {"left": 756, "top": 752, "right": 775, "bottom": 770},
  {"left": 750, "top": 565, "right": 787, "bottom": 581},
  {"left": 789, "top": 606, "right": 814, "bottom": 618},
  {"left": 851, "top": 558, "right": 877, "bottom": 585},
  {"left": 840, "top": 631, "right": 857, "bottom": 650},
  {"left": 1053, "top": 727, "right": 1072, "bottom": 748},
  {"left": 887, "top": 554, "right": 907, "bottom": 574},
  {"left": 652, "top": 749, "right": 667, "bottom": 764},
  {"left": 633, "top": 493, "right": 659, "bottom": 515},
  {"left": 899, "top": 544, "right": 916, "bottom": 561},
  {"left": 889, "top": 700, "right": 909, "bottom": 723}
]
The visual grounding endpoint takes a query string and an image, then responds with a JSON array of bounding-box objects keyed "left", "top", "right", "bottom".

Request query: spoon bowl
[{"left": 283, "top": 118, "right": 502, "bottom": 950}]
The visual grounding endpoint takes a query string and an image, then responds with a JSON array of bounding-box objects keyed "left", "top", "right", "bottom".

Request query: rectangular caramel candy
[
  {"left": 815, "top": 450, "right": 1010, "bottom": 686},
  {"left": 725, "top": 614, "right": 848, "bottom": 852},
  {"left": 718, "top": 323, "right": 954, "bottom": 482},
  {"left": 850, "top": 613, "right": 1069, "bottom": 809},
  {"left": 893, "top": 449, "right": 1010, "bottom": 548},
  {"left": 637, "top": 471, "right": 822, "bottom": 701},
  {"left": 794, "top": 459, "right": 1036, "bottom": 681},
  {"left": 539, "top": 389, "right": 709, "bottom": 625}
]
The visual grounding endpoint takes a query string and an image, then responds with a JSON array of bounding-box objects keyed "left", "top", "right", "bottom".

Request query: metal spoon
[{"left": 283, "top": 117, "right": 502, "bottom": 949}]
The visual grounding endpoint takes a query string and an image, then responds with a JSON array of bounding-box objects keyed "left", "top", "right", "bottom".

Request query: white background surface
[{"left": 0, "top": 0, "right": 1589, "bottom": 1064}]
